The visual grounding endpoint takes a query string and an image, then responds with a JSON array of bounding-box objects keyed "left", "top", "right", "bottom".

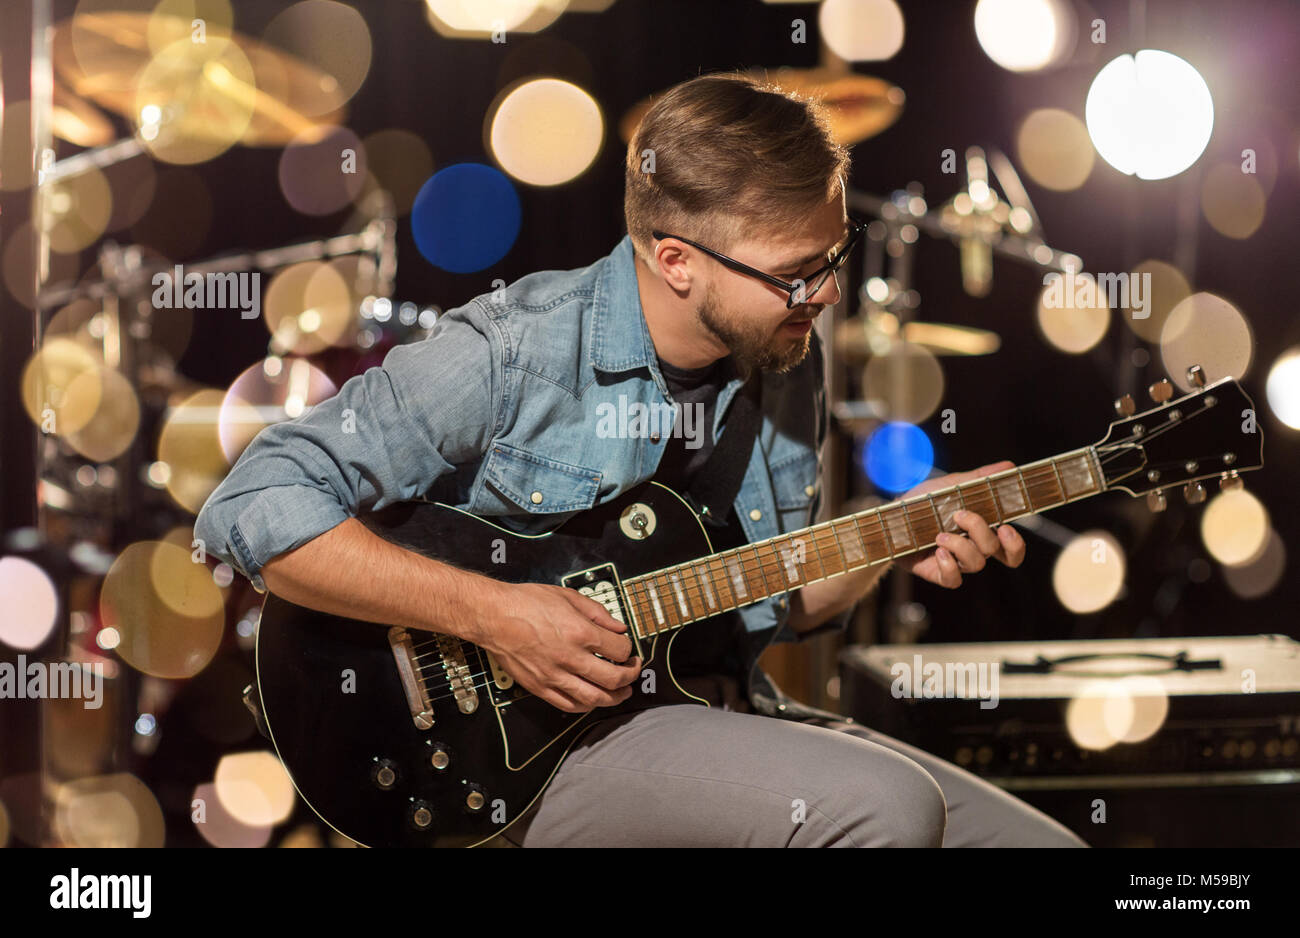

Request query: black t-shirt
[{"left": 653, "top": 355, "right": 751, "bottom": 677}]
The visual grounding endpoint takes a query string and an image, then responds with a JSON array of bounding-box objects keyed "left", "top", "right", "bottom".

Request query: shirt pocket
[
  {"left": 472, "top": 440, "right": 603, "bottom": 518},
  {"left": 769, "top": 449, "right": 820, "bottom": 533}
]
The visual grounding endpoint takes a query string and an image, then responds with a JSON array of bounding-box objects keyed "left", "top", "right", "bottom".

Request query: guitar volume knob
[
  {"left": 371, "top": 758, "right": 399, "bottom": 791},
  {"left": 409, "top": 799, "right": 435, "bottom": 831}
]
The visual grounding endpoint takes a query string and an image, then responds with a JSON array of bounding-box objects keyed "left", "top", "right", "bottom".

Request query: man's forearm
[
  {"left": 259, "top": 517, "right": 498, "bottom": 643},
  {"left": 788, "top": 561, "right": 892, "bottom": 633}
]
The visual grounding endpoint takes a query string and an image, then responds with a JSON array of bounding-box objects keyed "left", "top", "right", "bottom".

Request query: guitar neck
[{"left": 621, "top": 446, "right": 1106, "bottom": 639}]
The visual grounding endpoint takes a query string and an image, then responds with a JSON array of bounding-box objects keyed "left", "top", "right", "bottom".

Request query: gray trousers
[{"left": 498, "top": 676, "right": 1089, "bottom": 847}]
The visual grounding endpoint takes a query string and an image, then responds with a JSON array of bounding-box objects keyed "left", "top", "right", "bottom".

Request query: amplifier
[{"left": 838, "top": 634, "right": 1300, "bottom": 788}]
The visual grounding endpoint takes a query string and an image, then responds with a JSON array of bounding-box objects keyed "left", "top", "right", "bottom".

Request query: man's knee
[{"left": 813, "top": 757, "right": 947, "bottom": 847}]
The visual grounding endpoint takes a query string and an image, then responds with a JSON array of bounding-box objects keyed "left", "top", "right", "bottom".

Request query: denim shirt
[{"left": 194, "top": 234, "right": 852, "bottom": 667}]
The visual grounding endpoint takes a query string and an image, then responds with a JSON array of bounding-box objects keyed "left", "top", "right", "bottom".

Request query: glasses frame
[{"left": 651, "top": 215, "right": 865, "bottom": 309}]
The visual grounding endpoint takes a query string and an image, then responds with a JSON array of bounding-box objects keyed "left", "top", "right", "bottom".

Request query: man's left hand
[{"left": 896, "top": 461, "right": 1027, "bottom": 589}]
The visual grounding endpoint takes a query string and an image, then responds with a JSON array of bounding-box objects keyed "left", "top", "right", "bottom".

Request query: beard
[{"left": 695, "top": 279, "right": 814, "bottom": 376}]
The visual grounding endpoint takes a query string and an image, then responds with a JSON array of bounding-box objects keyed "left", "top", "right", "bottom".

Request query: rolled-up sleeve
[{"left": 193, "top": 301, "right": 500, "bottom": 592}]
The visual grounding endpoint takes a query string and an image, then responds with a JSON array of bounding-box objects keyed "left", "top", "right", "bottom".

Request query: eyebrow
[{"left": 775, "top": 222, "right": 850, "bottom": 270}]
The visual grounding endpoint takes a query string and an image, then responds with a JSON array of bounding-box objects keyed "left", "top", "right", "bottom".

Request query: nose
[{"left": 802, "top": 268, "right": 842, "bottom": 309}]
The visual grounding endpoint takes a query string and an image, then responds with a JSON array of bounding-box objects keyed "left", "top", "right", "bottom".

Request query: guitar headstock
[{"left": 1093, "top": 366, "right": 1264, "bottom": 508}]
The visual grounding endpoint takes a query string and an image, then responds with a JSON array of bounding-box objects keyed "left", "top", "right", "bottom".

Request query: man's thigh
[
  {"left": 809, "top": 718, "right": 1088, "bottom": 848},
  {"left": 500, "top": 703, "right": 947, "bottom": 847}
]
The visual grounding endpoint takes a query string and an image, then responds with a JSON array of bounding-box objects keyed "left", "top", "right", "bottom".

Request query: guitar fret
[
  {"left": 874, "top": 510, "right": 896, "bottom": 557},
  {"left": 981, "top": 479, "right": 1002, "bottom": 522},
  {"left": 1014, "top": 472, "right": 1030, "bottom": 516},
  {"left": 1047, "top": 460, "right": 1067, "bottom": 506},
  {"left": 807, "top": 524, "right": 832, "bottom": 579},
  {"left": 697, "top": 564, "right": 718, "bottom": 611},
  {"left": 668, "top": 571, "right": 689, "bottom": 618},
  {"left": 838, "top": 518, "right": 866, "bottom": 567},
  {"left": 645, "top": 581, "right": 666, "bottom": 630},
  {"left": 725, "top": 553, "right": 749, "bottom": 600}
]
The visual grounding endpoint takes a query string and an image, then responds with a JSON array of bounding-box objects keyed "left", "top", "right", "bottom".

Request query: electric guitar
[{"left": 252, "top": 372, "right": 1262, "bottom": 846}]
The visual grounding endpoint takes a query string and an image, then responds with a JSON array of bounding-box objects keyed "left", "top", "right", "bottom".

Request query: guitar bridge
[
  {"left": 388, "top": 627, "right": 435, "bottom": 729},
  {"left": 436, "top": 633, "right": 479, "bottom": 714}
]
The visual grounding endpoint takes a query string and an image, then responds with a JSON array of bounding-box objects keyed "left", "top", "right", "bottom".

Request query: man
[{"left": 195, "top": 72, "right": 1086, "bottom": 847}]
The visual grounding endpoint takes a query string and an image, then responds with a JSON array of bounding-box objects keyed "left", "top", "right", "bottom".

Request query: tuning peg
[
  {"left": 1114, "top": 394, "right": 1135, "bottom": 417},
  {"left": 1148, "top": 379, "right": 1173, "bottom": 403},
  {"left": 1147, "top": 490, "right": 1167, "bottom": 512},
  {"left": 1220, "top": 470, "right": 1243, "bottom": 491},
  {"left": 1183, "top": 481, "right": 1207, "bottom": 505},
  {"left": 1187, "top": 365, "right": 1206, "bottom": 388}
]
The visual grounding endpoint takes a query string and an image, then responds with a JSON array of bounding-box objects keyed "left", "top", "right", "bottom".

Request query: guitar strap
[{"left": 683, "top": 370, "right": 762, "bottom": 528}]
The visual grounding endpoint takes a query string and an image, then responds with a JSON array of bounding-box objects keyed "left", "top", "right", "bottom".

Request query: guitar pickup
[{"left": 388, "top": 627, "right": 435, "bottom": 730}]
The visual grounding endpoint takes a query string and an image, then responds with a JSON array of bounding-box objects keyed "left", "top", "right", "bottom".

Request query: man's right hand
[{"left": 472, "top": 581, "right": 641, "bottom": 714}]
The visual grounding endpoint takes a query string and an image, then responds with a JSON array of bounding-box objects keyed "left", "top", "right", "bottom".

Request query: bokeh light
[
  {"left": 214, "top": 751, "right": 296, "bottom": 827},
  {"left": 1200, "top": 162, "right": 1266, "bottom": 239},
  {"left": 1085, "top": 51, "right": 1214, "bottom": 180},
  {"left": 263, "top": 261, "right": 356, "bottom": 355},
  {"left": 860, "top": 422, "right": 933, "bottom": 494},
  {"left": 0, "top": 557, "right": 59, "bottom": 649},
  {"left": 1201, "top": 488, "right": 1270, "bottom": 567},
  {"left": 192, "top": 781, "right": 272, "bottom": 847},
  {"left": 424, "top": 0, "right": 568, "bottom": 38},
  {"left": 1222, "top": 531, "right": 1285, "bottom": 600},
  {"left": 1016, "top": 108, "right": 1094, "bottom": 191},
  {"left": 411, "top": 163, "right": 522, "bottom": 273},
  {"left": 1265, "top": 347, "right": 1300, "bottom": 430},
  {"left": 1052, "top": 531, "right": 1125, "bottom": 613},
  {"left": 53, "top": 773, "right": 165, "bottom": 847},
  {"left": 1067, "top": 677, "right": 1169, "bottom": 751},
  {"left": 1035, "top": 273, "right": 1110, "bottom": 353},
  {"left": 488, "top": 79, "right": 604, "bottom": 187},
  {"left": 20, "top": 337, "right": 102, "bottom": 435},
  {"left": 134, "top": 36, "right": 256, "bottom": 164},
  {"left": 42, "top": 166, "right": 113, "bottom": 253},
  {"left": 360, "top": 128, "right": 434, "bottom": 215},
  {"left": 218, "top": 356, "right": 338, "bottom": 461},
  {"left": 974, "top": 0, "right": 1075, "bottom": 72},
  {"left": 99, "top": 541, "right": 225, "bottom": 678},
  {"left": 820, "top": 0, "right": 905, "bottom": 62},
  {"left": 1121, "top": 258, "right": 1190, "bottom": 344},
  {"left": 863, "top": 342, "right": 945, "bottom": 423},
  {"left": 1159, "top": 292, "right": 1253, "bottom": 391},
  {"left": 278, "top": 125, "right": 367, "bottom": 216},
  {"left": 263, "top": 0, "right": 372, "bottom": 113},
  {"left": 63, "top": 366, "right": 142, "bottom": 462},
  {"left": 4, "top": 221, "right": 81, "bottom": 308},
  {"left": 157, "top": 389, "right": 233, "bottom": 513}
]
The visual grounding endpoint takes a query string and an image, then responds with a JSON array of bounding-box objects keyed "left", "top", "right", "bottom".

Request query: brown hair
[{"left": 624, "top": 71, "right": 851, "bottom": 266}]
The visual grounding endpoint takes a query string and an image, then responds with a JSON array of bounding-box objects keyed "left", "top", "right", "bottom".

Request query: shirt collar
[{"left": 590, "top": 235, "right": 658, "bottom": 374}]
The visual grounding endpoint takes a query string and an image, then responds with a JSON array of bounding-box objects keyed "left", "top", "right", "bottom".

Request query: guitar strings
[
  {"left": 407, "top": 461, "right": 1073, "bottom": 664},
  {"left": 405, "top": 443, "right": 1173, "bottom": 707}
]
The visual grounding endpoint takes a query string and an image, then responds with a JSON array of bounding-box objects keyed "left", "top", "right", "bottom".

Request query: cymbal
[
  {"left": 835, "top": 312, "right": 1001, "bottom": 358},
  {"left": 52, "top": 81, "right": 115, "bottom": 147},
  {"left": 620, "top": 67, "right": 904, "bottom": 147},
  {"left": 53, "top": 13, "right": 344, "bottom": 148}
]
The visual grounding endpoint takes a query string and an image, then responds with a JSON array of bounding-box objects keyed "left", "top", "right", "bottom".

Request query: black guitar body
[{"left": 254, "top": 481, "right": 754, "bottom": 847}]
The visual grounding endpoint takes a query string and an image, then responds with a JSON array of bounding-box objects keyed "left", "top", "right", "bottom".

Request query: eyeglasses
[{"left": 651, "top": 215, "right": 864, "bottom": 309}]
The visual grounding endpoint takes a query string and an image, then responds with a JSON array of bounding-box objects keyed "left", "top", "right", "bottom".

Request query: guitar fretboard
[{"left": 620, "top": 448, "right": 1103, "bottom": 639}]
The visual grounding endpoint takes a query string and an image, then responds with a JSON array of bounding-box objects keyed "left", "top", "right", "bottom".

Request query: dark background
[{"left": 50, "top": 0, "right": 1300, "bottom": 646}]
